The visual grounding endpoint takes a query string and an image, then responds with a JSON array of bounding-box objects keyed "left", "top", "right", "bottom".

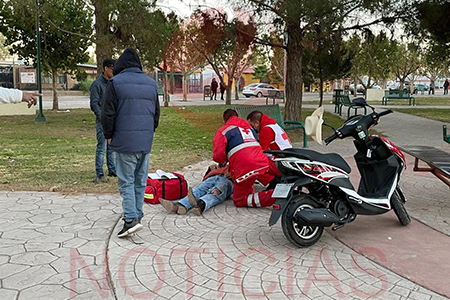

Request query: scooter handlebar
[
  {"left": 325, "top": 132, "right": 339, "bottom": 145},
  {"left": 377, "top": 109, "right": 393, "bottom": 117}
]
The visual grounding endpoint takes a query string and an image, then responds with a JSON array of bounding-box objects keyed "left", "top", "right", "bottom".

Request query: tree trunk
[
  {"left": 93, "top": 1, "right": 113, "bottom": 75},
  {"left": 319, "top": 78, "right": 324, "bottom": 107},
  {"left": 182, "top": 72, "right": 187, "bottom": 101},
  {"left": 51, "top": 68, "right": 59, "bottom": 110},
  {"left": 284, "top": 19, "right": 303, "bottom": 121},
  {"left": 234, "top": 83, "right": 239, "bottom": 100},
  {"left": 163, "top": 70, "right": 169, "bottom": 107},
  {"left": 226, "top": 87, "right": 232, "bottom": 105}
]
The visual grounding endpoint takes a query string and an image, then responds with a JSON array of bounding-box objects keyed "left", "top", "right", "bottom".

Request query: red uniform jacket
[
  {"left": 259, "top": 114, "right": 292, "bottom": 151},
  {"left": 213, "top": 116, "right": 269, "bottom": 182}
]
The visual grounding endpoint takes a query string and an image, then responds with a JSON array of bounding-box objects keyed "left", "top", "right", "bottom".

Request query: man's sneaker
[
  {"left": 117, "top": 218, "right": 143, "bottom": 238},
  {"left": 108, "top": 171, "right": 117, "bottom": 177},
  {"left": 93, "top": 174, "right": 105, "bottom": 183}
]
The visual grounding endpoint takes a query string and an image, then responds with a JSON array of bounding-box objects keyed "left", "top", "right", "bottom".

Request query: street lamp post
[{"left": 34, "top": 0, "right": 46, "bottom": 123}]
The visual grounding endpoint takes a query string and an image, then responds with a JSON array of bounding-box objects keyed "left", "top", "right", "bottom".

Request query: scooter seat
[{"left": 274, "top": 148, "right": 351, "bottom": 174}]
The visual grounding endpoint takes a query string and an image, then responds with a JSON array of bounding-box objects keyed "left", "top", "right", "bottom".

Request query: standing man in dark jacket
[
  {"left": 219, "top": 81, "right": 226, "bottom": 101},
  {"left": 101, "top": 48, "right": 160, "bottom": 238},
  {"left": 90, "top": 58, "right": 116, "bottom": 183},
  {"left": 210, "top": 78, "right": 218, "bottom": 100}
]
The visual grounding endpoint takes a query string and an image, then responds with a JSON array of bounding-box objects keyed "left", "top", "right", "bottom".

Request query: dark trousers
[{"left": 210, "top": 89, "right": 217, "bottom": 100}]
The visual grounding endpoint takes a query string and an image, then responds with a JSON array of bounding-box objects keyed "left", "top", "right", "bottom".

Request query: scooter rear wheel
[
  {"left": 391, "top": 190, "right": 411, "bottom": 226},
  {"left": 281, "top": 195, "right": 324, "bottom": 247}
]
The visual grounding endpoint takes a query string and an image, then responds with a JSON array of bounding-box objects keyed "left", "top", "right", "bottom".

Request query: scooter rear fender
[{"left": 269, "top": 177, "right": 315, "bottom": 226}]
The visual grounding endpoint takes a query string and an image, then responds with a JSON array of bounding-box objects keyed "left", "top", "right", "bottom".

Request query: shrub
[{"left": 71, "top": 79, "right": 93, "bottom": 95}]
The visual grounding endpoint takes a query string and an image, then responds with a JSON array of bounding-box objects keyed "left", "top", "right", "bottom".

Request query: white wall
[
  {"left": 0, "top": 102, "right": 36, "bottom": 116},
  {"left": 366, "top": 89, "right": 385, "bottom": 102}
]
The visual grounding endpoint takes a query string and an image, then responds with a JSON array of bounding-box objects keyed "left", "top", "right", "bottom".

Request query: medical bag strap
[
  {"left": 161, "top": 176, "right": 183, "bottom": 199},
  {"left": 178, "top": 177, "right": 183, "bottom": 199}
]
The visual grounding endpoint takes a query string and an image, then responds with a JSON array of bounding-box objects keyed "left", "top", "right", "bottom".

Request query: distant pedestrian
[
  {"left": 210, "top": 78, "right": 218, "bottom": 100},
  {"left": 429, "top": 81, "right": 435, "bottom": 95},
  {"left": 0, "top": 87, "right": 40, "bottom": 107},
  {"left": 101, "top": 48, "right": 160, "bottom": 238},
  {"left": 444, "top": 79, "right": 449, "bottom": 95},
  {"left": 219, "top": 81, "right": 226, "bottom": 100},
  {"left": 90, "top": 58, "right": 116, "bottom": 184}
]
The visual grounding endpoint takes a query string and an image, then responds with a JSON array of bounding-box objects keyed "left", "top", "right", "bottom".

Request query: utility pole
[{"left": 34, "top": 0, "right": 46, "bottom": 123}]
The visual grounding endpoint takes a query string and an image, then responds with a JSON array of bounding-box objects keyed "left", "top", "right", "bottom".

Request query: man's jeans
[
  {"left": 116, "top": 152, "right": 150, "bottom": 222},
  {"left": 95, "top": 122, "right": 115, "bottom": 176},
  {"left": 178, "top": 176, "right": 232, "bottom": 211}
]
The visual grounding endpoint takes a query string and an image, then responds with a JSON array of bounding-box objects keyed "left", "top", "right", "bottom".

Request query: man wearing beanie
[{"left": 101, "top": 48, "right": 160, "bottom": 237}]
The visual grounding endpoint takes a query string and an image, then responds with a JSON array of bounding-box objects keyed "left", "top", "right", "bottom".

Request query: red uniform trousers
[{"left": 232, "top": 171, "right": 276, "bottom": 208}]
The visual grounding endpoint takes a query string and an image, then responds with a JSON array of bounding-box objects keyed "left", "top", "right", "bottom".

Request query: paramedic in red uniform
[
  {"left": 212, "top": 109, "right": 276, "bottom": 208},
  {"left": 247, "top": 110, "right": 292, "bottom": 178}
]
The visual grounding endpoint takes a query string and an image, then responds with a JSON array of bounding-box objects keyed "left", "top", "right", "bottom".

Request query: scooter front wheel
[
  {"left": 391, "top": 190, "right": 411, "bottom": 226},
  {"left": 281, "top": 195, "right": 324, "bottom": 247}
]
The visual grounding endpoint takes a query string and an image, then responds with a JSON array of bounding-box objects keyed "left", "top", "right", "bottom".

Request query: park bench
[
  {"left": 444, "top": 125, "right": 450, "bottom": 144},
  {"left": 335, "top": 94, "right": 367, "bottom": 119},
  {"left": 265, "top": 90, "right": 284, "bottom": 105},
  {"left": 399, "top": 145, "right": 450, "bottom": 188},
  {"left": 234, "top": 104, "right": 307, "bottom": 148},
  {"left": 382, "top": 89, "right": 415, "bottom": 106},
  {"left": 332, "top": 89, "right": 346, "bottom": 114}
]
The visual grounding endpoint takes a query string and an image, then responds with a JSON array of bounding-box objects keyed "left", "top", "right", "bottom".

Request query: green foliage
[
  {"left": 239, "top": 0, "right": 405, "bottom": 121},
  {"left": 303, "top": 26, "right": 352, "bottom": 99},
  {"left": 252, "top": 65, "right": 269, "bottom": 82},
  {"left": 71, "top": 79, "right": 93, "bottom": 95},
  {"left": 348, "top": 31, "right": 395, "bottom": 88},
  {"left": 90, "top": 0, "right": 177, "bottom": 73},
  {"left": 134, "top": 10, "right": 180, "bottom": 71},
  {"left": 414, "top": 1, "right": 450, "bottom": 47},
  {"left": 390, "top": 41, "right": 421, "bottom": 83},
  {"left": 0, "top": 33, "right": 10, "bottom": 59},
  {"left": 0, "top": 0, "right": 93, "bottom": 73}
]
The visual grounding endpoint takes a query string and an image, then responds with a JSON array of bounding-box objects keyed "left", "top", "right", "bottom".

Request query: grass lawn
[
  {"left": 0, "top": 105, "right": 345, "bottom": 193},
  {"left": 367, "top": 96, "right": 450, "bottom": 106},
  {"left": 393, "top": 108, "right": 450, "bottom": 123}
]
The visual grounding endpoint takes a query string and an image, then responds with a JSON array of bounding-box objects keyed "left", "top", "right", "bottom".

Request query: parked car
[
  {"left": 413, "top": 83, "right": 429, "bottom": 94},
  {"left": 348, "top": 81, "right": 381, "bottom": 94},
  {"left": 388, "top": 81, "right": 410, "bottom": 90},
  {"left": 242, "top": 83, "right": 282, "bottom": 98}
]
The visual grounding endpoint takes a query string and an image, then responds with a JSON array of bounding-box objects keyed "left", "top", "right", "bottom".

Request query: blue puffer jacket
[{"left": 101, "top": 48, "right": 160, "bottom": 154}]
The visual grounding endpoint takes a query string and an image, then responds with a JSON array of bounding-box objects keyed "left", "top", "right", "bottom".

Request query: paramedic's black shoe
[
  {"left": 93, "top": 174, "right": 105, "bottom": 183},
  {"left": 117, "top": 218, "right": 143, "bottom": 238},
  {"left": 265, "top": 176, "right": 281, "bottom": 191},
  {"left": 108, "top": 171, "right": 117, "bottom": 177}
]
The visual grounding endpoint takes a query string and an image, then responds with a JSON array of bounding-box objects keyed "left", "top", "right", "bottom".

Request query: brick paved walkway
[{"left": 0, "top": 103, "right": 449, "bottom": 299}]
